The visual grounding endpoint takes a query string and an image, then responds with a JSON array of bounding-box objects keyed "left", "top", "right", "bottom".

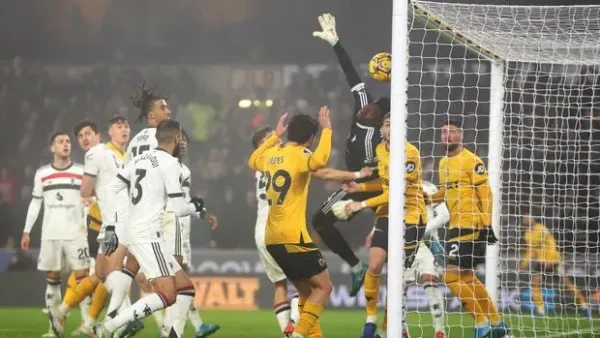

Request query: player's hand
[
  {"left": 342, "top": 181, "right": 361, "bottom": 193},
  {"left": 345, "top": 201, "right": 364, "bottom": 215},
  {"left": 81, "top": 196, "right": 95, "bottom": 207},
  {"left": 103, "top": 225, "right": 119, "bottom": 256},
  {"left": 318, "top": 106, "right": 332, "bottom": 129},
  {"left": 359, "top": 167, "right": 374, "bottom": 179},
  {"left": 313, "top": 13, "right": 339, "bottom": 46},
  {"left": 479, "top": 227, "right": 498, "bottom": 244},
  {"left": 20, "top": 233, "right": 30, "bottom": 252},
  {"left": 275, "top": 113, "right": 289, "bottom": 137},
  {"left": 202, "top": 212, "right": 218, "bottom": 230},
  {"left": 190, "top": 197, "right": 205, "bottom": 212},
  {"left": 364, "top": 231, "right": 373, "bottom": 248}
]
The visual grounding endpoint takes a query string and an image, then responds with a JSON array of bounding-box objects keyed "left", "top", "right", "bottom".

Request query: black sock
[{"left": 313, "top": 217, "right": 360, "bottom": 267}]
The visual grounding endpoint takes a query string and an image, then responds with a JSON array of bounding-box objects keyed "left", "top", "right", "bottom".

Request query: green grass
[{"left": 0, "top": 308, "right": 598, "bottom": 338}]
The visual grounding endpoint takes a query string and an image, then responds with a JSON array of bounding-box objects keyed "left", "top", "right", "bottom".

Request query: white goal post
[{"left": 390, "top": 1, "right": 600, "bottom": 337}]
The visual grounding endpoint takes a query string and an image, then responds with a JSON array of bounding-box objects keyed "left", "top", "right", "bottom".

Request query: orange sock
[
  {"left": 307, "top": 320, "right": 323, "bottom": 338},
  {"left": 63, "top": 273, "right": 88, "bottom": 308},
  {"left": 88, "top": 282, "right": 109, "bottom": 320},
  {"left": 364, "top": 271, "right": 381, "bottom": 320},
  {"left": 469, "top": 273, "right": 502, "bottom": 325},
  {"left": 443, "top": 270, "right": 488, "bottom": 325},
  {"left": 65, "top": 276, "right": 98, "bottom": 308},
  {"left": 295, "top": 301, "right": 324, "bottom": 337}
]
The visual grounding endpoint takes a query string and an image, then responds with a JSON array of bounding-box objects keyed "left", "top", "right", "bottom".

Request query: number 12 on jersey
[{"left": 264, "top": 169, "right": 291, "bottom": 206}]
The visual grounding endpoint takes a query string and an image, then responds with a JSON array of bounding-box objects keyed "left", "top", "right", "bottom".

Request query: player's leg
[
  {"left": 362, "top": 216, "right": 388, "bottom": 338},
  {"left": 413, "top": 242, "right": 446, "bottom": 337},
  {"left": 257, "top": 231, "right": 295, "bottom": 334},
  {"left": 529, "top": 269, "right": 545, "bottom": 315},
  {"left": 97, "top": 242, "right": 178, "bottom": 336},
  {"left": 556, "top": 263, "right": 590, "bottom": 317},
  {"left": 311, "top": 189, "right": 367, "bottom": 296},
  {"left": 104, "top": 247, "right": 136, "bottom": 318},
  {"left": 295, "top": 260, "right": 332, "bottom": 337}
]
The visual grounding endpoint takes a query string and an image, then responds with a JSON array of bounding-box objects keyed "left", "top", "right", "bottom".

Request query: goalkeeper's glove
[
  {"left": 312, "top": 13, "right": 339, "bottom": 46},
  {"left": 479, "top": 227, "right": 498, "bottom": 244},
  {"left": 190, "top": 197, "right": 205, "bottom": 212},
  {"left": 103, "top": 225, "right": 119, "bottom": 256}
]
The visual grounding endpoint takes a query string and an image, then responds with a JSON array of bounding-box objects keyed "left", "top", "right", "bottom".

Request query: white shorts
[
  {"left": 163, "top": 212, "right": 182, "bottom": 257},
  {"left": 404, "top": 241, "right": 439, "bottom": 283},
  {"left": 182, "top": 239, "right": 192, "bottom": 266},
  {"left": 255, "top": 229, "right": 286, "bottom": 283},
  {"left": 128, "top": 241, "right": 181, "bottom": 279},
  {"left": 38, "top": 238, "right": 90, "bottom": 272}
]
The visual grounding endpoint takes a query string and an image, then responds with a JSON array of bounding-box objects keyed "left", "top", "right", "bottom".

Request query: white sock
[
  {"left": 290, "top": 294, "right": 299, "bottom": 324},
  {"left": 120, "top": 294, "right": 132, "bottom": 311},
  {"left": 45, "top": 278, "right": 62, "bottom": 309},
  {"left": 80, "top": 295, "right": 92, "bottom": 326},
  {"left": 105, "top": 270, "right": 133, "bottom": 318},
  {"left": 351, "top": 263, "right": 364, "bottom": 273},
  {"left": 187, "top": 304, "right": 203, "bottom": 328},
  {"left": 103, "top": 293, "right": 167, "bottom": 333},
  {"left": 153, "top": 309, "right": 166, "bottom": 335},
  {"left": 424, "top": 284, "right": 445, "bottom": 333},
  {"left": 366, "top": 315, "right": 377, "bottom": 324},
  {"left": 167, "top": 292, "right": 195, "bottom": 337},
  {"left": 274, "top": 301, "right": 291, "bottom": 331}
]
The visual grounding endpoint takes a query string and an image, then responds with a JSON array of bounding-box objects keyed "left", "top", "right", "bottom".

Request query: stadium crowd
[{"left": 0, "top": 57, "right": 378, "bottom": 251}]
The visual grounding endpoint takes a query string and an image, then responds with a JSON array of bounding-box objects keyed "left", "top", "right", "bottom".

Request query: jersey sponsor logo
[
  {"left": 406, "top": 161, "right": 416, "bottom": 173},
  {"left": 474, "top": 163, "right": 486, "bottom": 174},
  {"left": 55, "top": 192, "right": 63, "bottom": 201}
]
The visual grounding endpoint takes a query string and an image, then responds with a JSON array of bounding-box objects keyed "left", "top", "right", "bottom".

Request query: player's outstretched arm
[
  {"left": 248, "top": 113, "right": 288, "bottom": 172},
  {"left": 313, "top": 166, "right": 373, "bottom": 182},
  {"left": 307, "top": 107, "right": 333, "bottom": 171},
  {"left": 313, "top": 13, "right": 363, "bottom": 90}
]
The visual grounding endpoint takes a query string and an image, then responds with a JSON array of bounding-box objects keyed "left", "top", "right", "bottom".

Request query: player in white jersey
[
  {"left": 170, "top": 130, "right": 220, "bottom": 338},
  {"left": 94, "top": 120, "right": 205, "bottom": 338},
  {"left": 366, "top": 181, "right": 450, "bottom": 338},
  {"left": 20, "top": 132, "right": 89, "bottom": 338},
  {"left": 48, "top": 118, "right": 134, "bottom": 336}
]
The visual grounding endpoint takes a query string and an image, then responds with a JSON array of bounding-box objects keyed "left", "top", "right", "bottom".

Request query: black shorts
[
  {"left": 266, "top": 243, "right": 327, "bottom": 281},
  {"left": 370, "top": 217, "right": 425, "bottom": 266},
  {"left": 444, "top": 228, "right": 486, "bottom": 269},
  {"left": 317, "top": 189, "right": 381, "bottom": 221},
  {"left": 87, "top": 229, "right": 100, "bottom": 258}
]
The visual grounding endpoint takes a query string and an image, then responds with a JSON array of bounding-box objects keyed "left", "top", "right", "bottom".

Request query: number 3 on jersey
[
  {"left": 131, "top": 169, "right": 147, "bottom": 205},
  {"left": 264, "top": 169, "right": 291, "bottom": 205}
]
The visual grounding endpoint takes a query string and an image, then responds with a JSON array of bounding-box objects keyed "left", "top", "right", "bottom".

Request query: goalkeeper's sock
[
  {"left": 295, "top": 301, "right": 323, "bottom": 337},
  {"left": 531, "top": 283, "right": 545, "bottom": 314},
  {"left": 424, "top": 283, "right": 445, "bottom": 333},
  {"left": 443, "top": 270, "right": 488, "bottom": 326},
  {"left": 312, "top": 218, "right": 360, "bottom": 267},
  {"left": 562, "top": 276, "right": 588, "bottom": 307},
  {"left": 364, "top": 271, "right": 381, "bottom": 323},
  {"left": 469, "top": 274, "right": 502, "bottom": 325}
]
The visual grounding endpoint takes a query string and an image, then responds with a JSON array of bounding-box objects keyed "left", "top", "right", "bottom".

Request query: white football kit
[
  {"left": 84, "top": 143, "right": 128, "bottom": 245},
  {"left": 24, "top": 163, "right": 89, "bottom": 272},
  {"left": 405, "top": 181, "right": 450, "bottom": 283},
  {"left": 254, "top": 171, "right": 287, "bottom": 283},
  {"left": 178, "top": 163, "right": 192, "bottom": 265},
  {"left": 127, "top": 127, "right": 181, "bottom": 257},
  {"left": 107, "top": 148, "right": 197, "bottom": 279}
]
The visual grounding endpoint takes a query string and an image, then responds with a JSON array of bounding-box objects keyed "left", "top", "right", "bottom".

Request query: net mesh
[{"left": 407, "top": 1, "right": 600, "bottom": 336}]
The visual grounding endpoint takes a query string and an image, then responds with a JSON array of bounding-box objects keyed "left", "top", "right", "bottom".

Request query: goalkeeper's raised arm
[{"left": 313, "top": 13, "right": 370, "bottom": 106}]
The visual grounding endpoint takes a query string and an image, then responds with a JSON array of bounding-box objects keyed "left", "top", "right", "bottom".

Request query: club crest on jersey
[
  {"left": 406, "top": 161, "right": 416, "bottom": 173},
  {"left": 474, "top": 163, "right": 486, "bottom": 174}
]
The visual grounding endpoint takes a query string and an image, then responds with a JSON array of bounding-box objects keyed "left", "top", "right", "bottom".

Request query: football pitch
[{"left": 0, "top": 308, "right": 597, "bottom": 338}]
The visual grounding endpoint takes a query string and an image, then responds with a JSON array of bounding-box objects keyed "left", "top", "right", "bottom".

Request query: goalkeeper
[
  {"left": 519, "top": 212, "right": 591, "bottom": 318},
  {"left": 312, "top": 12, "right": 390, "bottom": 297}
]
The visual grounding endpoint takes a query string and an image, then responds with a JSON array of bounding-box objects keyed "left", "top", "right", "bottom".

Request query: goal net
[{"left": 405, "top": 1, "right": 600, "bottom": 337}]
